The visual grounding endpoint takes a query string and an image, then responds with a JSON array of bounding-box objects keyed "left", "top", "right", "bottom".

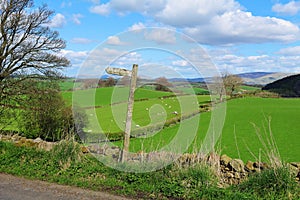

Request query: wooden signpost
[{"left": 105, "top": 64, "right": 138, "bottom": 163}]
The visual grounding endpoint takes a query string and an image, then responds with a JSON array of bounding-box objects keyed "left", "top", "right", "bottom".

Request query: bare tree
[
  {"left": 106, "top": 77, "right": 116, "bottom": 87},
  {"left": 0, "top": 0, "right": 69, "bottom": 108},
  {"left": 223, "top": 73, "right": 243, "bottom": 97},
  {"left": 155, "top": 76, "right": 172, "bottom": 91},
  {"left": 211, "top": 72, "right": 243, "bottom": 102},
  {"left": 118, "top": 75, "right": 131, "bottom": 86},
  {"left": 82, "top": 79, "right": 97, "bottom": 89}
]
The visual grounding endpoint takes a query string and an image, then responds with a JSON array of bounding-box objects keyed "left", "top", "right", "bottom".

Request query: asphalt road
[{"left": 0, "top": 173, "right": 131, "bottom": 200}]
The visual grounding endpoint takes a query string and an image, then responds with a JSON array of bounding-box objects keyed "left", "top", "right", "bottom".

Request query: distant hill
[
  {"left": 238, "top": 72, "right": 293, "bottom": 85},
  {"left": 89, "top": 71, "right": 293, "bottom": 87},
  {"left": 237, "top": 72, "right": 274, "bottom": 79},
  {"left": 169, "top": 72, "right": 292, "bottom": 86},
  {"left": 262, "top": 74, "right": 300, "bottom": 97}
]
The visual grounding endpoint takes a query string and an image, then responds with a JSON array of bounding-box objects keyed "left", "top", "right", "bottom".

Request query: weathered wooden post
[{"left": 105, "top": 64, "right": 138, "bottom": 163}]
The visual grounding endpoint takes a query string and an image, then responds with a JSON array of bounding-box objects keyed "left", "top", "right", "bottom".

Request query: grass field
[
  {"left": 110, "top": 97, "right": 300, "bottom": 163},
  {"left": 84, "top": 95, "right": 211, "bottom": 135},
  {"left": 64, "top": 86, "right": 299, "bottom": 162},
  {"left": 59, "top": 79, "right": 82, "bottom": 91},
  {"left": 63, "top": 87, "right": 174, "bottom": 107}
]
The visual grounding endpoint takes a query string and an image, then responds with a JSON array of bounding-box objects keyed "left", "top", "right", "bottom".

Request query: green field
[
  {"left": 59, "top": 79, "right": 82, "bottom": 91},
  {"left": 84, "top": 95, "right": 211, "bottom": 135},
  {"left": 63, "top": 86, "right": 300, "bottom": 162},
  {"left": 63, "top": 87, "right": 174, "bottom": 107},
  {"left": 112, "top": 97, "right": 299, "bottom": 162}
]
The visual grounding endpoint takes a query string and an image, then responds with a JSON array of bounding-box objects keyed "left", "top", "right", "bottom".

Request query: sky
[{"left": 35, "top": 0, "right": 300, "bottom": 78}]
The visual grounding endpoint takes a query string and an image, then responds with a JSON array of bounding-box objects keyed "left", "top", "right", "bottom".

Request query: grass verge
[{"left": 0, "top": 140, "right": 299, "bottom": 199}]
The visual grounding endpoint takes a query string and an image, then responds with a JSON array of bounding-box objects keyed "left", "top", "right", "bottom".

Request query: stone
[
  {"left": 253, "top": 162, "right": 269, "bottom": 170},
  {"left": 104, "top": 146, "right": 120, "bottom": 157},
  {"left": 20, "top": 137, "right": 27, "bottom": 143},
  {"left": 1, "top": 135, "right": 11, "bottom": 141},
  {"left": 24, "top": 139, "right": 35, "bottom": 147},
  {"left": 226, "top": 172, "right": 234, "bottom": 178},
  {"left": 229, "top": 159, "right": 245, "bottom": 172},
  {"left": 225, "top": 167, "right": 230, "bottom": 171},
  {"left": 88, "top": 144, "right": 101, "bottom": 153},
  {"left": 81, "top": 146, "right": 89, "bottom": 154},
  {"left": 245, "top": 161, "right": 255, "bottom": 172},
  {"left": 11, "top": 134, "right": 21, "bottom": 142},
  {"left": 33, "top": 137, "right": 43, "bottom": 143},
  {"left": 220, "top": 154, "right": 232, "bottom": 166},
  {"left": 290, "top": 162, "right": 300, "bottom": 169},
  {"left": 234, "top": 172, "right": 241, "bottom": 179},
  {"left": 39, "top": 141, "right": 55, "bottom": 151}
]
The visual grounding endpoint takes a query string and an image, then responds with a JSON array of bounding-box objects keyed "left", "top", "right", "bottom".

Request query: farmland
[
  {"left": 119, "top": 97, "right": 300, "bottom": 162},
  {"left": 62, "top": 83, "right": 300, "bottom": 163},
  {"left": 63, "top": 87, "right": 174, "bottom": 107}
]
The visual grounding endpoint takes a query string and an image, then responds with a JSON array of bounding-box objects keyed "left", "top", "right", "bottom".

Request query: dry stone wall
[{"left": 1, "top": 134, "right": 299, "bottom": 186}]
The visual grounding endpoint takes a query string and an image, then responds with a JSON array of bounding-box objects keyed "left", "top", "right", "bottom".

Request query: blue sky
[{"left": 35, "top": 0, "right": 300, "bottom": 78}]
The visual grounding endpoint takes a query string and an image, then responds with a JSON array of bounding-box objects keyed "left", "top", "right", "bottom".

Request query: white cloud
[
  {"left": 101, "top": 0, "right": 300, "bottom": 45},
  {"left": 76, "top": 48, "right": 143, "bottom": 77},
  {"left": 71, "top": 38, "right": 94, "bottom": 44},
  {"left": 90, "top": 3, "right": 111, "bottom": 16},
  {"left": 60, "top": 49, "right": 89, "bottom": 70},
  {"left": 72, "top": 14, "right": 83, "bottom": 25},
  {"left": 154, "top": 0, "right": 240, "bottom": 28},
  {"left": 109, "top": 0, "right": 166, "bottom": 15},
  {"left": 113, "top": 52, "right": 142, "bottom": 66},
  {"left": 144, "top": 29, "right": 176, "bottom": 44},
  {"left": 47, "top": 13, "right": 66, "bottom": 28},
  {"left": 128, "top": 22, "right": 146, "bottom": 32},
  {"left": 276, "top": 46, "right": 300, "bottom": 56},
  {"left": 172, "top": 60, "right": 189, "bottom": 67},
  {"left": 208, "top": 48, "right": 300, "bottom": 73},
  {"left": 61, "top": 1, "right": 72, "bottom": 8},
  {"left": 183, "top": 10, "right": 300, "bottom": 45},
  {"left": 106, "top": 36, "right": 127, "bottom": 45},
  {"left": 61, "top": 49, "right": 88, "bottom": 59},
  {"left": 272, "top": 1, "right": 300, "bottom": 15}
]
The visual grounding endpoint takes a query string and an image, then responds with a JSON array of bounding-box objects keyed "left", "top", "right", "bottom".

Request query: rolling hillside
[{"left": 262, "top": 74, "right": 300, "bottom": 97}]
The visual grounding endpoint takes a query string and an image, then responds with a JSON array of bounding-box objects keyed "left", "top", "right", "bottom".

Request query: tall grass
[
  {"left": 236, "top": 167, "right": 298, "bottom": 200},
  {"left": 51, "top": 137, "right": 83, "bottom": 170}
]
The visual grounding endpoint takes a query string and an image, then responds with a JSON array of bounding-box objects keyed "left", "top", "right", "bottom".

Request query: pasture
[
  {"left": 63, "top": 87, "right": 174, "bottom": 107},
  {"left": 116, "top": 97, "right": 300, "bottom": 162},
  {"left": 84, "top": 95, "right": 211, "bottom": 135},
  {"left": 69, "top": 86, "right": 300, "bottom": 162}
]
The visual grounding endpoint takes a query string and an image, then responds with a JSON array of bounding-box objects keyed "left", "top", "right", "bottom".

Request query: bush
[{"left": 18, "top": 81, "right": 87, "bottom": 141}]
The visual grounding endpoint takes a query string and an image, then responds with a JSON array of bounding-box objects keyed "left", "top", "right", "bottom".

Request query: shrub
[{"left": 18, "top": 81, "right": 87, "bottom": 141}]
